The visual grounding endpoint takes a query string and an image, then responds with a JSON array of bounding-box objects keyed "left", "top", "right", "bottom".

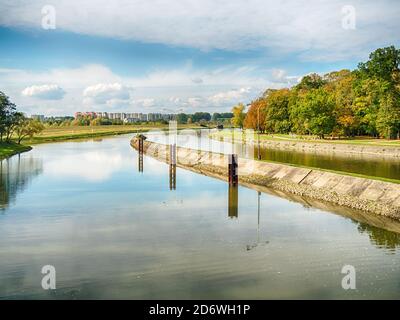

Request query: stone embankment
[{"left": 131, "top": 137, "right": 400, "bottom": 220}]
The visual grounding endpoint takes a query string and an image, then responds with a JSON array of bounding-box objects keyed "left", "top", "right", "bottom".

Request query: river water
[{"left": 1, "top": 133, "right": 400, "bottom": 299}]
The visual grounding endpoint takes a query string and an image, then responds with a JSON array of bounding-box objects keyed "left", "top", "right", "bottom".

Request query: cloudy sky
[{"left": 0, "top": 0, "right": 399, "bottom": 116}]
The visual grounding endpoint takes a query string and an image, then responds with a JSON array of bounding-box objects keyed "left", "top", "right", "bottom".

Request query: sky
[{"left": 0, "top": 0, "right": 399, "bottom": 116}]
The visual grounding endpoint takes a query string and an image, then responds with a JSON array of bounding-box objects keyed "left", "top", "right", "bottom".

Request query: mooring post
[{"left": 228, "top": 154, "right": 238, "bottom": 186}]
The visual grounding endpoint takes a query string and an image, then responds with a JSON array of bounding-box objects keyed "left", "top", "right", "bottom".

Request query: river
[{"left": 0, "top": 133, "right": 400, "bottom": 299}]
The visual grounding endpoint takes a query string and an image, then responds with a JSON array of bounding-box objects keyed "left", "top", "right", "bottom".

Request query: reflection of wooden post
[
  {"left": 228, "top": 185, "right": 238, "bottom": 218},
  {"left": 228, "top": 154, "right": 238, "bottom": 186},
  {"left": 138, "top": 136, "right": 144, "bottom": 172},
  {"left": 169, "top": 144, "right": 176, "bottom": 190},
  {"left": 138, "top": 152, "right": 143, "bottom": 172}
]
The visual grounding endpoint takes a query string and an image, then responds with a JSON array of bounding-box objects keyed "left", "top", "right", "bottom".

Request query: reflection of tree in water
[
  {"left": 0, "top": 154, "right": 43, "bottom": 210},
  {"left": 357, "top": 222, "right": 400, "bottom": 252}
]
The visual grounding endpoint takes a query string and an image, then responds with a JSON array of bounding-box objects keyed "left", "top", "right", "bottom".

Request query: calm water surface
[{"left": 1, "top": 134, "right": 400, "bottom": 299}]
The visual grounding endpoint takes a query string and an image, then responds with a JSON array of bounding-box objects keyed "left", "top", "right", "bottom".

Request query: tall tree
[
  {"left": 0, "top": 91, "right": 17, "bottom": 142},
  {"left": 15, "top": 118, "right": 45, "bottom": 144},
  {"left": 231, "top": 103, "right": 245, "bottom": 128},
  {"left": 244, "top": 99, "right": 267, "bottom": 132},
  {"left": 264, "top": 89, "right": 291, "bottom": 133}
]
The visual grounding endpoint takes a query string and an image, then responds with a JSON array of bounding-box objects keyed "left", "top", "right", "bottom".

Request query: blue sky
[{"left": 0, "top": 0, "right": 399, "bottom": 116}]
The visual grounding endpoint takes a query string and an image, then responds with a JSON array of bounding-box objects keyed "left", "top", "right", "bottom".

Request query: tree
[
  {"left": 15, "top": 118, "right": 45, "bottom": 144},
  {"left": 212, "top": 113, "right": 221, "bottom": 122},
  {"left": 244, "top": 99, "right": 267, "bottom": 132},
  {"left": 296, "top": 73, "right": 326, "bottom": 91},
  {"left": 176, "top": 113, "right": 188, "bottom": 124},
  {"left": 325, "top": 70, "right": 357, "bottom": 137},
  {"left": 4, "top": 112, "right": 25, "bottom": 141},
  {"left": 0, "top": 91, "right": 17, "bottom": 142},
  {"left": 191, "top": 112, "right": 211, "bottom": 122},
  {"left": 264, "top": 89, "right": 291, "bottom": 133},
  {"left": 290, "top": 88, "right": 336, "bottom": 138},
  {"left": 231, "top": 103, "right": 245, "bottom": 128},
  {"left": 358, "top": 46, "right": 400, "bottom": 84},
  {"left": 376, "top": 90, "right": 400, "bottom": 139}
]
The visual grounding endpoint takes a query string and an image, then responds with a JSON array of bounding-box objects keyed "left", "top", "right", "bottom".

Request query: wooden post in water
[
  {"left": 169, "top": 143, "right": 176, "bottom": 190},
  {"left": 228, "top": 154, "right": 238, "bottom": 186}
]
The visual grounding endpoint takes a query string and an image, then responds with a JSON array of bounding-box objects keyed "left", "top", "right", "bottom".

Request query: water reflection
[
  {"left": 138, "top": 152, "right": 143, "bottom": 173},
  {"left": 0, "top": 155, "right": 43, "bottom": 210},
  {"left": 169, "top": 164, "right": 176, "bottom": 190},
  {"left": 228, "top": 185, "right": 238, "bottom": 218},
  {"left": 1, "top": 134, "right": 400, "bottom": 299},
  {"left": 246, "top": 191, "right": 269, "bottom": 251},
  {"left": 169, "top": 144, "right": 177, "bottom": 190},
  {"left": 357, "top": 222, "right": 400, "bottom": 252}
]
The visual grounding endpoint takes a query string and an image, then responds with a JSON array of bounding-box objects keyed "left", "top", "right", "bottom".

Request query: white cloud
[
  {"left": 1, "top": 0, "right": 399, "bottom": 60},
  {"left": 208, "top": 87, "right": 254, "bottom": 106},
  {"left": 271, "top": 69, "right": 301, "bottom": 86},
  {"left": 1, "top": 64, "right": 297, "bottom": 114},
  {"left": 83, "top": 83, "right": 132, "bottom": 105},
  {"left": 131, "top": 98, "right": 155, "bottom": 108},
  {"left": 46, "top": 151, "right": 124, "bottom": 182},
  {"left": 21, "top": 84, "right": 65, "bottom": 100}
]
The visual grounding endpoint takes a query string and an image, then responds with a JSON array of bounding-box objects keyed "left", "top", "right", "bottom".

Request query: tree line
[
  {"left": 0, "top": 92, "right": 44, "bottom": 144},
  {"left": 242, "top": 46, "right": 400, "bottom": 139},
  {"left": 176, "top": 112, "right": 233, "bottom": 125}
]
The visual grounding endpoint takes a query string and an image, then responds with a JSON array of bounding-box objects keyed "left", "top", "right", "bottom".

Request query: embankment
[
  {"left": 212, "top": 134, "right": 400, "bottom": 159},
  {"left": 131, "top": 137, "right": 400, "bottom": 221}
]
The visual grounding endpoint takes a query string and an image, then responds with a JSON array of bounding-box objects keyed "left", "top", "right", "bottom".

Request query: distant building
[{"left": 73, "top": 111, "right": 176, "bottom": 122}]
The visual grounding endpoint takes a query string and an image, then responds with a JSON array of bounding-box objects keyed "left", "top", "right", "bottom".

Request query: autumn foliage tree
[
  {"left": 231, "top": 103, "right": 245, "bottom": 128},
  {"left": 243, "top": 46, "right": 400, "bottom": 139}
]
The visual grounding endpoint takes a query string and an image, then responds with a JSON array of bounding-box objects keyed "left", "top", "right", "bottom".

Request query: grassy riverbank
[
  {"left": 212, "top": 130, "right": 400, "bottom": 147},
  {"left": 0, "top": 124, "right": 202, "bottom": 160},
  {"left": 24, "top": 124, "right": 202, "bottom": 145},
  {"left": 0, "top": 142, "right": 32, "bottom": 160}
]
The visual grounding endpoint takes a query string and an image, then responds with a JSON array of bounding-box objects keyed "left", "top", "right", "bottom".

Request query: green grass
[
  {"left": 212, "top": 130, "right": 400, "bottom": 147},
  {"left": 1, "top": 124, "right": 202, "bottom": 160},
  {"left": 24, "top": 124, "right": 202, "bottom": 145},
  {"left": 0, "top": 141, "right": 32, "bottom": 160}
]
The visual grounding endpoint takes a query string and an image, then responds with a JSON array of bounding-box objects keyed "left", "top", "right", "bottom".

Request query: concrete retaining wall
[{"left": 131, "top": 138, "right": 400, "bottom": 220}]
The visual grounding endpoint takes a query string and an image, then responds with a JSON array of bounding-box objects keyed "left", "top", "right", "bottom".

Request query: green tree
[
  {"left": 376, "top": 90, "right": 400, "bottom": 138},
  {"left": 296, "top": 73, "right": 326, "bottom": 91},
  {"left": 191, "top": 112, "right": 211, "bottom": 122},
  {"left": 176, "top": 113, "right": 188, "bottom": 124},
  {"left": 0, "top": 91, "right": 17, "bottom": 142},
  {"left": 264, "top": 89, "right": 291, "bottom": 133},
  {"left": 15, "top": 118, "right": 45, "bottom": 144},
  {"left": 231, "top": 103, "right": 245, "bottom": 128},
  {"left": 290, "top": 88, "right": 336, "bottom": 138},
  {"left": 358, "top": 46, "right": 400, "bottom": 84}
]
